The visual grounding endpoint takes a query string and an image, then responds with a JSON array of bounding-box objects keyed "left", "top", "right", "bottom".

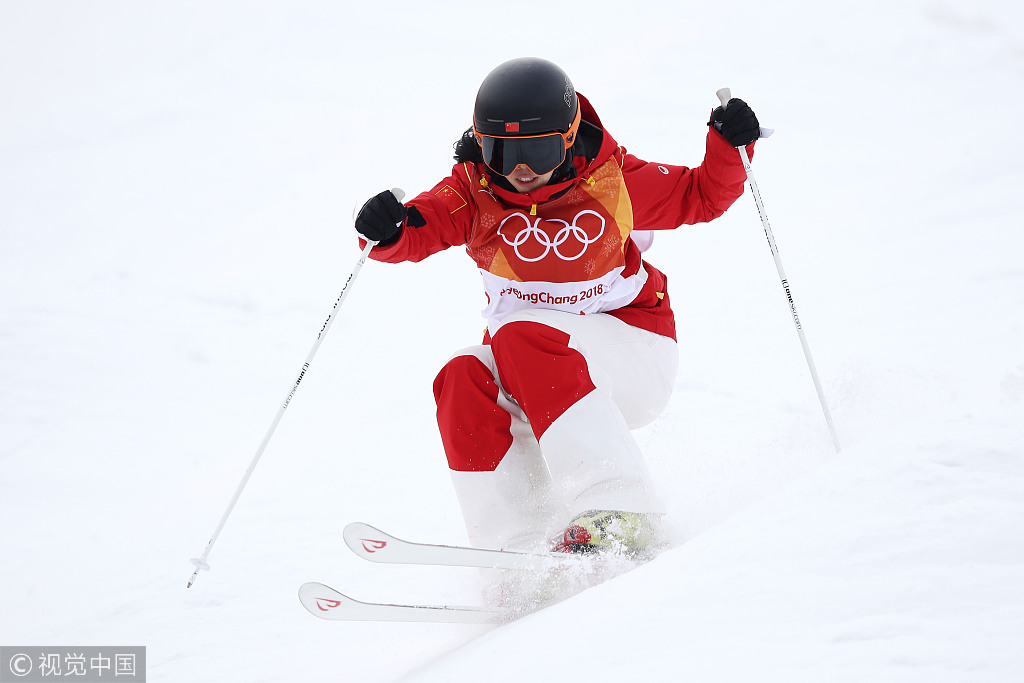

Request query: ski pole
[
  {"left": 716, "top": 89, "right": 841, "bottom": 453},
  {"left": 186, "top": 191, "right": 399, "bottom": 588}
]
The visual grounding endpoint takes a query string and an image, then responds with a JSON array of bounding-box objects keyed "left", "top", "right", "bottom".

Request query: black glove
[
  {"left": 710, "top": 98, "right": 760, "bottom": 147},
  {"left": 355, "top": 190, "right": 425, "bottom": 246}
]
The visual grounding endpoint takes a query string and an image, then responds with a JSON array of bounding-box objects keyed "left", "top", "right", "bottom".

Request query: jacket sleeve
[
  {"left": 621, "top": 127, "right": 753, "bottom": 230},
  {"left": 364, "top": 164, "right": 478, "bottom": 264}
]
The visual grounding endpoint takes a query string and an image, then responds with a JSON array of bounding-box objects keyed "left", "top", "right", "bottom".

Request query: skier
[{"left": 354, "top": 57, "right": 759, "bottom": 558}]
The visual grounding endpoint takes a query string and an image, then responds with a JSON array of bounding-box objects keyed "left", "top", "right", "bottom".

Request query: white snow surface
[{"left": 2, "top": 1, "right": 1023, "bottom": 681}]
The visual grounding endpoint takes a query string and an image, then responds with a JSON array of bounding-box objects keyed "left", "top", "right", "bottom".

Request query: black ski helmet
[
  {"left": 474, "top": 57, "right": 579, "bottom": 136},
  {"left": 473, "top": 57, "right": 582, "bottom": 176}
]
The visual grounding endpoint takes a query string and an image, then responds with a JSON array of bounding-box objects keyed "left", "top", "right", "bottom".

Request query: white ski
[
  {"left": 299, "top": 524, "right": 604, "bottom": 624},
  {"left": 298, "top": 581, "right": 502, "bottom": 624},
  {"left": 342, "top": 522, "right": 580, "bottom": 570}
]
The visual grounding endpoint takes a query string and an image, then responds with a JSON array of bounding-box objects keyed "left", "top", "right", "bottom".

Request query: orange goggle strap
[{"left": 473, "top": 102, "right": 582, "bottom": 151}]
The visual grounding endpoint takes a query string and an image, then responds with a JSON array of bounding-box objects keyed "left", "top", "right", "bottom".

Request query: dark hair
[{"left": 453, "top": 127, "right": 483, "bottom": 163}]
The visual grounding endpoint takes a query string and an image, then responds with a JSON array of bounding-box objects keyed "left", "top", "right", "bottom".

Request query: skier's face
[{"left": 504, "top": 165, "right": 554, "bottom": 193}]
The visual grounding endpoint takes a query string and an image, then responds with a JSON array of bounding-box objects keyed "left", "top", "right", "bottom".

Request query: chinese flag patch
[
  {"left": 435, "top": 184, "right": 467, "bottom": 213},
  {"left": 505, "top": 122, "right": 520, "bottom": 133}
]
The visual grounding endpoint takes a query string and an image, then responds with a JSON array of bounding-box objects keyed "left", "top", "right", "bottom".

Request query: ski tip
[
  {"left": 343, "top": 523, "right": 396, "bottom": 561},
  {"left": 298, "top": 582, "right": 353, "bottom": 620},
  {"left": 343, "top": 521, "right": 387, "bottom": 537}
]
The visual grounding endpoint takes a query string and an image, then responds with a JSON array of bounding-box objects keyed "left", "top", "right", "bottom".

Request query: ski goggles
[{"left": 474, "top": 106, "right": 582, "bottom": 177}]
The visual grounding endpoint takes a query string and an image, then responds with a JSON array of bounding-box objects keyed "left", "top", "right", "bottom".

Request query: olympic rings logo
[{"left": 496, "top": 210, "right": 606, "bottom": 262}]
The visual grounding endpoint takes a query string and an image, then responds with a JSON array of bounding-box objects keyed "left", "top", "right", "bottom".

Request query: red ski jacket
[{"left": 367, "top": 94, "right": 752, "bottom": 341}]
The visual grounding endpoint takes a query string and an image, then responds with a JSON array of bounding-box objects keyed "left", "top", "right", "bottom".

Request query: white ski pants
[{"left": 432, "top": 309, "right": 678, "bottom": 550}]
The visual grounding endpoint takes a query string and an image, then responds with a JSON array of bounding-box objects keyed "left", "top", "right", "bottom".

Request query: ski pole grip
[
  {"left": 390, "top": 188, "right": 405, "bottom": 203},
  {"left": 716, "top": 87, "right": 732, "bottom": 110}
]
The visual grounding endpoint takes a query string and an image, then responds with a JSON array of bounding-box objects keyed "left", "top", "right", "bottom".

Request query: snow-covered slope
[{"left": 2, "top": 2, "right": 1022, "bottom": 681}]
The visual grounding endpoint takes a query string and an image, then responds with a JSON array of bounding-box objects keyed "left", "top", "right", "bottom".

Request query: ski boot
[{"left": 552, "top": 510, "right": 660, "bottom": 558}]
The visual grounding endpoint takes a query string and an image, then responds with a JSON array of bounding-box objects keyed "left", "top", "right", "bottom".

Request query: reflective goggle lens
[{"left": 478, "top": 133, "right": 567, "bottom": 177}]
